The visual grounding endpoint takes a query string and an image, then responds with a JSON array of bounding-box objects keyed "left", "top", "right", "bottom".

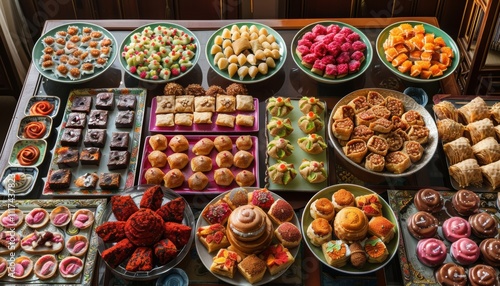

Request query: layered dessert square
[
  {"left": 80, "top": 147, "right": 101, "bottom": 165},
  {"left": 48, "top": 169, "right": 72, "bottom": 189},
  {"left": 99, "top": 173, "right": 121, "bottom": 189},
  {"left": 115, "top": 110, "right": 135, "bottom": 128},
  {"left": 56, "top": 147, "right": 79, "bottom": 168},
  {"left": 117, "top": 94, "right": 136, "bottom": 110},
  {"left": 65, "top": 112, "right": 87, "bottom": 129},
  {"left": 71, "top": 96, "right": 92, "bottom": 113}
]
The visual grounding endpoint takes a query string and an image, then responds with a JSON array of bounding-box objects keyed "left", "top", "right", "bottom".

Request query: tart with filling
[{"left": 34, "top": 254, "right": 57, "bottom": 280}]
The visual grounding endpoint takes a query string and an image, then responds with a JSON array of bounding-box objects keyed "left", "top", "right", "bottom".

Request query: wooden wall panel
[
  {"left": 304, "top": 0, "right": 352, "bottom": 18},
  {"left": 93, "top": 0, "right": 122, "bottom": 19}
]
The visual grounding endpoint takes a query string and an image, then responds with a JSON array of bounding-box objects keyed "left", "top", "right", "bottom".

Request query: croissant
[
  {"left": 437, "top": 119, "right": 465, "bottom": 143},
  {"left": 433, "top": 100, "right": 458, "bottom": 121},
  {"left": 466, "top": 118, "right": 495, "bottom": 145},
  {"left": 458, "top": 97, "right": 489, "bottom": 124},
  {"left": 449, "top": 158, "right": 483, "bottom": 188},
  {"left": 471, "top": 137, "right": 500, "bottom": 165},
  {"left": 480, "top": 160, "right": 500, "bottom": 189},
  {"left": 443, "top": 137, "right": 473, "bottom": 165}
]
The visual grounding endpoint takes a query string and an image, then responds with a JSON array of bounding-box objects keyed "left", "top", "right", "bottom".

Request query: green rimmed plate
[
  {"left": 291, "top": 21, "right": 373, "bottom": 84},
  {"left": 119, "top": 22, "right": 200, "bottom": 83},
  {"left": 205, "top": 22, "right": 287, "bottom": 83},
  {"left": 301, "top": 184, "right": 399, "bottom": 274},
  {"left": 376, "top": 21, "right": 460, "bottom": 83},
  {"left": 32, "top": 22, "right": 117, "bottom": 83}
]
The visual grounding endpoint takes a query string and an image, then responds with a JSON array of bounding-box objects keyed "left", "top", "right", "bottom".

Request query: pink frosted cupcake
[
  {"left": 442, "top": 217, "right": 471, "bottom": 242},
  {"left": 450, "top": 238, "right": 479, "bottom": 265},
  {"left": 416, "top": 238, "right": 447, "bottom": 267}
]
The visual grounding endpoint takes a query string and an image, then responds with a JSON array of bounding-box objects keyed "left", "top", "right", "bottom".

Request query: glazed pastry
[
  {"left": 449, "top": 158, "right": 483, "bottom": 188},
  {"left": 406, "top": 125, "right": 430, "bottom": 144},
  {"left": 188, "top": 172, "right": 209, "bottom": 191},
  {"left": 34, "top": 254, "right": 57, "bottom": 280},
  {"left": 331, "top": 188, "right": 355, "bottom": 212},
  {"left": 268, "top": 199, "right": 294, "bottom": 224},
  {"left": 267, "top": 117, "right": 294, "bottom": 137},
  {"left": 385, "top": 151, "right": 411, "bottom": 174},
  {"left": 72, "top": 209, "right": 94, "bottom": 229},
  {"left": 402, "top": 140, "right": 424, "bottom": 163},
  {"left": 469, "top": 212, "right": 498, "bottom": 238},
  {"left": 467, "top": 118, "right": 496, "bottom": 145},
  {"left": 401, "top": 110, "right": 425, "bottom": 126},
  {"left": 259, "top": 244, "right": 295, "bottom": 276},
  {"left": 458, "top": 96, "right": 489, "bottom": 124},
  {"left": 416, "top": 238, "right": 447, "bottom": 267},
  {"left": 167, "top": 152, "right": 189, "bottom": 169},
  {"left": 442, "top": 217, "right": 471, "bottom": 242},
  {"left": 233, "top": 150, "right": 254, "bottom": 168},
  {"left": 298, "top": 133, "right": 327, "bottom": 154},
  {"left": 267, "top": 96, "right": 294, "bottom": 117},
  {"left": 443, "top": 137, "right": 473, "bottom": 165},
  {"left": 192, "top": 138, "right": 214, "bottom": 156},
  {"left": 468, "top": 264, "right": 499, "bottom": 286},
  {"left": 370, "top": 105, "right": 391, "bottom": 119},
  {"left": 355, "top": 194, "right": 383, "bottom": 217},
  {"left": 213, "top": 168, "right": 234, "bottom": 186},
  {"left": 248, "top": 188, "right": 274, "bottom": 210},
  {"left": 267, "top": 161, "right": 297, "bottom": 185},
  {"left": 25, "top": 208, "right": 49, "bottom": 229},
  {"left": 223, "top": 187, "right": 249, "bottom": 210},
  {"left": 299, "top": 96, "right": 325, "bottom": 114},
  {"left": 235, "top": 170, "right": 255, "bottom": 187},
  {"left": 366, "top": 135, "right": 389, "bottom": 156},
  {"left": 144, "top": 167, "right": 165, "bottom": 185},
  {"left": 49, "top": 206, "right": 71, "bottom": 227},
  {"left": 450, "top": 237, "right": 479, "bottom": 265},
  {"left": 433, "top": 100, "right": 458, "bottom": 121},
  {"left": 307, "top": 217, "right": 333, "bottom": 246},
  {"left": 59, "top": 256, "right": 83, "bottom": 278},
  {"left": 355, "top": 109, "right": 377, "bottom": 126},
  {"left": 481, "top": 160, "right": 500, "bottom": 189},
  {"left": 163, "top": 169, "right": 185, "bottom": 188},
  {"left": 226, "top": 205, "right": 274, "bottom": 255},
  {"left": 20, "top": 230, "right": 64, "bottom": 254},
  {"left": 347, "top": 95, "right": 370, "bottom": 114},
  {"left": 298, "top": 111, "right": 324, "bottom": 134},
  {"left": 331, "top": 117, "right": 354, "bottom": 141},
  {"left": 364, "top": 236, "right": 389, "bottom": 263},
  {"left": 215, "top": 94, "right": 236, "bottom": 112},
  {"left": 322, "top": 240, "right": 351, "bottom": 267},
  {"left": 333, "top": 207, "right": 368, "bottom": 243},
  {"left": 365, "top": 153, "right": 385, "bottom": 172},
  {"left": 452, "top": 189, "right": 480, "bottom": 216},
  {"left": 235, "top": 135, "right": 253, "bottom": 151},
  {"left": 385, "top": 96, "right": 405, "bottom": 117},
  {"left": 479, "top": 238, "right": 500, "bottom": 266},
  {"left": 197, "top": 224, "right": 230, "bottom": 253},
  {"left": 368, "top": 216, "right": 395, "bottom": 243},
  {"left": 437, "top": 119, "right": 465, "bottom": 143},
  {"left": 0, "top": 209, "right": 24, "bottom": 229},
  {"left": 168, "top": 135, "right": 189, "bottom": 152},
  {"left": 414, "top": 188, "right": 443, "bottom": 213},
  {"left": 215, "top": 151, "right": 234, "bottom": 168},
  {"left": 237, "top": 254, "right": 266, "bottom": 284},
  {"left": 267, "top": 137, "right": 294, "bottom": 159},
  {"left": 435, "top": 263, "right": 467, "bottom": 286},
  {"left": 191, "top": 155, "right": 213, "bottom": 172},
  {"left": 342, "top": 139, "right": 367, "bottom": 163},
  {"left": 9, "top": 256, "right": 33, "bottom": 279},
  {"left": 299, "top": 159, "right": 327, "bottom": 183},
  {"left": 214, "top": 135, "right": 233, "bottom": 152},
  {"left": 210, "top": 248, "right": 242, "bottom": 279},
  {"left": 274, "top": 222, "right": 302, "bottom": 249},
  {"left": 148, "top": 150, "right": 167, "bottom": 168},
  {"left": 66, "top": 235, "right": 89, "bottom": 256},
  {"left": 407, "top": 211, "right": 438, "bottom": 239},
  {"left": 472, "top": 136, "right": 500, "bottom": 165},
  {"left": 203, "top": 200, "right": 232, "bottom": 225},
  {"left": 366, "top": 90, "right": 385, "bottom": 106}
]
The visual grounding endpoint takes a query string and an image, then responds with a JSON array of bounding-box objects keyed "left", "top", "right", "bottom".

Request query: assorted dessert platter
[
  {"left": 389, "top": 189, "right": 500, "bottom": 285},
  {"left": 150, "top": 82, "right": 259, "bottom": 133},
  {"left": 302, "top": 184, "right": 399, "bottom": 274},
  {"left": 42, "top": 88, "right": 146, "bottom": 196},
  {"left": 32, "top": 22, "right": 117, "bottom": 83},
  {"left": 0, "top": 198, "right": 106, "bottom": 285},
  {"left": 291, "top": 21, "right": 373, "bottom": 84},
  {"left": 265, "top": 96, "right": 329, "bottom": 191},
  {"left": 96, "top": 185, "right": 194, "bottom": 280},
  {"left": 434, "top": 96, "right": 500, "bottom": 191},
  {"left": 206, "top": 22, "right": 286, "bottom": 83},
  {"left": 329, "top": 88, "right": 438, "bottom": 178},
  {"left": 195, "top": 187, "right": 301, "bottom": 285}
]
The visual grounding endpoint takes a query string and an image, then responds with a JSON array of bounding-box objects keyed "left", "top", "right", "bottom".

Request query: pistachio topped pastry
[
  {"left": 267, "top": 137, "right": 294, "bottom": 159},
  {"left": 297, "top": 134, "right": 327, "bottom": 154},
  {"left": 299, "top": 96, "right": 325, "bottom": 114},
  {"left": 267, "top": 97, "right": 294, "bottom": 117},
  {"left": 299, "top": 159, "right": 327, "bottom": 183},
  {"left": 298, "top": 111, "right": 324, "bottom": 134},
  {"left": 267, "top": 117, "right": 294, "bottom": 137},
  {"left": 267, "top": 160, "right": 297, "bottom": 185}
]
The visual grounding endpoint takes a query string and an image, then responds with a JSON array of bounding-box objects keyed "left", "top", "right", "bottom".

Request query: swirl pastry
[
  {"left": 479, "top": 238, "right": 500, "bottom": 267},
  {"left": 406, "top": 211, "right": 438, "bottom": 239},
  {"left": 29, "top": 101, "right": 54, "bottom": 116},
  {"left": 333, "top": 206, "right": 368, "bottom": 243},
  {"left": 1, "top": 172, "right": 34, "bottom": 194},
  {"left": 267, "top": 97, "right": 294, "bottom": 117},
  {"left": 124, "top": 208, "right": 164, "bottom": 246},
  {"left": 416, "top": 238, "right": 447, "bottom": 267},
  {"left": 442, "top": 217, "right": 471, "bottom": 242},
  {"left": 226, "top": 205, "right": 273, "bottom": 255},
  {"left": 435, "top": 263, "right": 467, "bottom": 286},
  {"left": 414, "top": 188, "right": 443, "bottom": 213},
  {"left": 433, "top": 100, "right": 458, "bottom": 121},
  {"left": 468, "top": 264, "right": 499, "bottom": 286},
  {"left": 298, "top": 112, "right": 324, "bottom": 134},
  {"left": 17, "top": 145, "right": 40, "bottom": 166},
  {"left": 24, "top": 121, "right": 47, "bottom": 139},
  {"left": 452, "top": 189, "right": 479, "bottom": 216},
  {"left": 469, "top": 212, "right": 498, "bottom": 238},
  {"left": 450, "top": 237, "right": 479, "bottom": 265}
]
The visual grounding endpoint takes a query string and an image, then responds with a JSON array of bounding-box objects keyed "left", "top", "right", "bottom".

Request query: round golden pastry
[
  {"left": 223, "top": 187, "right": 249, "bottom": 209},
  {"left": 188, "top": 171, "right": 209, "bottom": 191},
  {"left": 163, "top": 169, "right": 185, "bottom": 188},
  {"left": 148, "top": 150, "right": 167, "bottom": 168},
  {"left": 168, "top": 135, "right": 189, "bottom": 153},
  {"left": 144, "top": 167, "right": 165, "bottom": 185},
  {"left": 235, "top": 170, "right": 255, "bottom": 187},
  {"left": 310, "top": 198, "right": 335, "bottom": 221},
  {"left": 235, "top": 135, "right": 253, "bottom": 151},
  {"left": 226, "top": 205, "right": 274, "bottom": 255},
  {"left": 333, "top": 206, "right": 369, "bottom": 243},
  {"left": 192, "top": 138, "right": 215, "bottom": 156},
  {"left": 306, "top": 217, "right": 332, "bottom": 246},
  {"left": 214, "top": 135, "right": 233, "bottom": 152},
  {"left": 216, "top": 150, "right": 234, "bottom": 168},
  {"left": 331, "top": 189, "right": 355, "bottom": 212},
  {"left": 149, "top": 134, "right": 168, "bottom": 151},
  {"left": 167, "top": 153, "right": 189, "bottom": 169},
  {"left": 233, "top": 150, "right": 254, "bottom": 169},
  {"left": 214, "top": 168, "right": 234, "bottom": 186}
]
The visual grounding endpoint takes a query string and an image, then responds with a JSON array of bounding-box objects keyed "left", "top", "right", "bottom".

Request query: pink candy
[
  {"left": 0, "top": 262, "right": 5, "bottom": 272},
  {"left": 52, "top": 213, "right": 69, "bottom": 225},
  {"left": 14, "top": 263, "right": 24, "bottom": 276},
  {"left": 20, "top": 259, "right": 30, "bottom": 268},
  {"left": 72, "top": 241, "right": 86, "bottom": 253},
  {"left": 1, "top": 214, "right": 19, "bottom": 227},
  {"left": 40, "top": 261, "right": 55, "bottom": 275},
  {"left": 26, "top": 210, "right": 45, "bottom": 224},
  {"left": 61, "top": 260, "right": 81, "bottom": 275},
  {"left": 417, "top": 238, "right": 447, "bottom": 267},
  {"left": 451, "top": 238, "right": 479, "bottom": 265}
]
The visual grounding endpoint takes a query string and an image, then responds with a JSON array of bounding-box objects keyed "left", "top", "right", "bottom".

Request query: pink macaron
[
  {"left": 450, "top": 237, "right": 480, "bottom": 265},
  {"left": 442, "top": 217, "right": 471, "bottom": 242},
  {"left": 416, "top": 238, "right": 447, "bottom": 267}
]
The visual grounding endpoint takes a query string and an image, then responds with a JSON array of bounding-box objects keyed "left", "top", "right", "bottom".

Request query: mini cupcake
[
  {"left": 450, "top": 237, "right": 479, "bottom": 265},
  {"left": 435, "top": 263, "right": 467, "bottom": 286},
  {"left": 469, "top": 212, "right": 498, "bottom": 238},
  {"left": 407, "top": 211, "right": 439, "bottom": 239},
  {"left": 309, "top": 198, "right": 335, "bottom": 221},
  {"left": 416, "top": 238, "right": 447, "bottom": 267},
  {"left": 452, "top": 189, "right": 480, "bottom": 216},
  {"left": 442, "top": 217, "right": 471, "bottom": 242},
  {"left": 331, "top": 188, "right": 355, "bottom": 212},
  {"left": 468, "top": 264, "right": 499, "bottom": 286},
  {"left": 307, "top": 218, "right": 332, "bottom": 247},
  {"left": 413, "top": 188, "right": 443, "bottom": 213}
]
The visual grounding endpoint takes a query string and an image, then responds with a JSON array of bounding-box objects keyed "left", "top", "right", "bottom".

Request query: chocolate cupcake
[
  {"left": 452, "top": 189, "right": 480, "bottom": 216},
  {"left": 468, "top": 264, "right": 499, "bottom": 286},
  {"left": 479, "top": 238, "right": 500, "bottom": 267},
  {"left": 407, "top": 211, "right": 439, "bottom": 239},
  {"left": 435, "top": 263, "right": 467, "bottom": 286},
  {"left": 469, "top": 212, "right": 498, "bottom": 238},
  {"left": 414, "top": 188, "right": 443, "bottom": 213}
]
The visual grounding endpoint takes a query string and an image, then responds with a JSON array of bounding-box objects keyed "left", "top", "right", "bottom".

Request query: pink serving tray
[
  {"left": 139, "top": 135, "right": 259, "bottom": 194},
  {"left": 149, "top": 97, "right": 259, "bottom": 133}
]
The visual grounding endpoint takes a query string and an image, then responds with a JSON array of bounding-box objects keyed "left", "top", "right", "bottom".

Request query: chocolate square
[
  {"left": 115, "top": 110, "right": 135, "bottom": 128},
  {"left": 117, "top": 94, "right": 136, "bottom": 111},
  {"left": 99, "top": 173, "right": 121, "bottom": 189},
  {"left": 65, "top": 112, "right": 87, "bottom": 129},
  {"left": 48, "top": 169, "right": 72, "bottom": 189},
  {"left": 84, "top": 129, "right": 106, "bottom": 147},
  {"left": 107, "top": 151, "right": 130, "bottom": 170},
  {"left": 56, "top": 147, "right": 79, "bottom": 168},
  {"left": 71, "top": 96, "right": 92, "bottom": 113},
  {"left": 60, "top": 128, "right": 82, "bottom": 146},
  {"left": 110, "top": 132, "right": 129, "bottom": 150},
  {"left": 88, "top": 110, "right": 108, "bottom": 129},
  {"left": 95, "top": 92, "right": 114, "bottom": 110},
  {"left": 80, "top": 147, "right": 101, "bottom": 165}
]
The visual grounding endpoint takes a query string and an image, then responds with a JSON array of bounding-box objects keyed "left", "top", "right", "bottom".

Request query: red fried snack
[
  {"left": 111, "top": 195, "right": 139, "bottom": 221},
  {"left": 156, "top": 197, "right": 185, "bottom": 223},
  {"left": 96, "top": 221, "right": 126, "bottom": 242},
  {"left": 154, "top": 238, "right": 178, "bottom": 265},
  {"left": 126, "top": 246, "right": 154, "bottom": 271},
  {"left": 101, "top": 238, "right": 136, "bottom": 268},
  {"left": 140, "top": 185, "right": 164, "bottom": 211},
  {"left": 164, "top": 222, "right": 192, "bottom": 248},
  {"left": 125, "top": 209, "right": 164, "bottom": 246}
]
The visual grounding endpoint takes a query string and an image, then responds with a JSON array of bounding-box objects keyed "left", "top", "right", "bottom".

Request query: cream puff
[
  {"left": 309, "top": 198, "right": 335, "bottom": 221},
  {"left": 307, "top": 218, "right": 332, "bottom": 246},
  {"left": 331, "top": 188, "right": 355, "bottom": 212}
]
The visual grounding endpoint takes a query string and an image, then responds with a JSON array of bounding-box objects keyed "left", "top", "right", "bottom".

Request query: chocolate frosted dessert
[
  {"left": 407, "top": 211, "right": 439, "bottom": 239},
  {"left": 71, "top": 96, "right": 92, "bottom": 113},
  {"left": 117, "top": 94, "right": 136, "bottom": 110},
  {"left": 84, "top": 129, "right": 106, "bottom": 147},
  {"left": 80, "top": 147, "right": 101, "bottom": 165},
  {"left": 95, "top": 92, "right": 114, "bottom": 110},
  {"left": 413, "top": 188, "right": 443, "bottom": 213},
  {"left": 99, "top": 173, "right": 120, "bottom": 189},
  {"left": 48, "top": 169, "right": 72, "bottom": 189},
  {"left": 60, "top": 128, "right": 82, "bottom": 146},
  {"left": 88, "top": 110, "right": 108, "bottom": 129},
  {"left": 452, "top": 189, "right": 480, "bottom": 216},
  {"left": 65, "top": 112, "right": 87, "bottom": 129},
  {"left": 56, "top": 147, "right": 79, "bottom": 168},
  {"left": 434, "top": 263, "right": 467, "bottom": 286},
  {"left": 468, "top": 264, "right": 499, "bottom": 286},
  {"left": 110, "top": 132, "right": 129, "bottom": 150},
  {"left": 115, "top": 110, "right": 135, "bottom": 128},
  {"left": 469, "top": 212, "right": 498, "bottom": 238},
  {"left": 107, "top": 151, "right": 130, "bottom": 170},
  {"left": 479, "top": 238, "right": 500, "bottom": 266}
]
